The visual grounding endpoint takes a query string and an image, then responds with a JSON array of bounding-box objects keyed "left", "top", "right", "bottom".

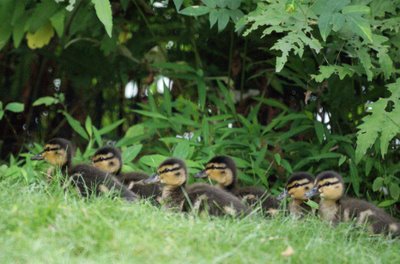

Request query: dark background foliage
[{"left": 0, "top": 0, "right": 399, "bottom": 213}]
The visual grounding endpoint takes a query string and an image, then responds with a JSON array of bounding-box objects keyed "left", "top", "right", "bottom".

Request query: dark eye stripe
[
  {"left": 319, "top": 181, "right": 340, "bottom": 188},
  {"left": 160, "top": 167, "right": 181, "bottom": 174},
  {"left": 206, "top": 166, "right": 227, "bottom": 170},
  {"left": 287, "top": 182, "right": 310, "bottom": 191},
  {"left": 45, "top": 147, "right": 61, "bottom": 152},
  {"left": 93, "top": 156, "right": 114, "bottom": 163}
]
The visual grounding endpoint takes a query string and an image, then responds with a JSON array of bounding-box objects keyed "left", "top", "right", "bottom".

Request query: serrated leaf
[
  {"left": 342, "top": 5, "right": 370, "bottom": 15},
  {"left": 345, "top": 13, "right": 373, "bottom": 42},
  {"left": 5, "top": 102, "right": 24, "bottom": 112},
  {"left": 355, "top": 78, "right": 400, "bottom": 162},
  {"left": 378, "top": 50, "right": 394, "bottom": 80},
  {"left": 91, "top": 0, "right": 113, "bottom": 37},
  {"left": 180, "top": 6, "right": 210, "bottom": 16},
  {"left": 356, "top": 48, "right": 373, "bottom": 81}
]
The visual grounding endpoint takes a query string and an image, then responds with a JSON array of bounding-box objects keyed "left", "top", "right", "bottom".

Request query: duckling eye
[
  {"left": 174, "top": 172, "right": 180, "bottom": 177},
  {"left": 305, "top": 186, "right": 309, "bottom": 190},
  {"left": 109, "top": 161, "right": 114, "bottom": 166}
]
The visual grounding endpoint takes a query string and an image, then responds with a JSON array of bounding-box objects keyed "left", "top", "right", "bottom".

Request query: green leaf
[
  {"left": 50, "top": 10, "right": 66, "bottom": 37},
  {"left": 314, "top": 121, "right": 325, "bottom": 144},
  {"left": 12, "top": 15, "right": 27, "bottom": 48},
  {"left": 372, "top": 177, "right": 384, "bottom": 192},
  {"left": 304, "top": 200, "right": 319, "bottom": 209},
  {"left": 173, "top": 0, "right": 184, "bottom": 11},
  {"left": 202, "top": 0, "right": 216, "bottom": 8},
  {"left": 378, "top": 50, "right": 394, "bottom": 80},
  {"left": 173, "top": 141, "right": 191, "bottom": 159},
  {"left": 389, "top": 183, "right": 400, "bottom": 200},
  {"left": 338, "top": 155, "right": 346, "bottom": 166},
  {"left": 122, "top": 144, "right": 143, "bottom": 163},
  {"left": 98, "top": 119, "right": 125, "bottom": 135},
  {"left": 93, "top": 126, "right": 102, "bottom": 146},
  {"left": 349, "top": 162, "right": 360, "bottom": 196},
  {"left": 140, "top": 154, "right": 169, "bottom": 168},
  {"left": 209, "top": 9, "right": 219, "bottom": 28},
  {"left": 274, "top": 153, "right": 281, "bottom": 165},
  {"left": 132, "top": 110, "right": 168, "bottom": 120},
  {"left": 28, "top": 0, "right": 59, "bottom": 32},
  {"left": 342, "top": 5, "right": 370, "bottom": 15},
  {"left": 217, "top": 10, "right": 230, "bottom": 31},
  {"left": 85, "top": 116, "right": 93, "bottom": 137},
  {"left": 345, "top": 13, "right": 373, "bottom": 42},
  {"left": 91, "top": 0, "right": 113, "bottom": 37},
  {"left": 32, "top": 96, "right": 58, "bottom": 106},
  {"left": 5, "top": 102, "right": 24, "bottom": 112},
  {"left": 357, "top": 48, "right": 373, "bottom": 81},
  {"left": 63, "top": 112, "right": 88, "bottom": 140},
  {"left": 0, "top": 110, "right": 4, "bottom": 120},
  {"left": 378, "top": 200, "right": 397, "bottom": 207},
  {"left": 179, "top": 6, "right": 210, "bottom": 16},
  {"left": 355, "top": 78, "right": 400, "bottom": 162},
  {"left": 227, "top": 0, "right": 241, "bottom": 9}
]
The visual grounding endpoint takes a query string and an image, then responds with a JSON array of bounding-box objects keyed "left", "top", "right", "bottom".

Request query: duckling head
[
  {"left": 194, "top": 156, "right": 237, "bottom": 190},
  {"left": 144, "top": 158, "right": 187, "bottom": 188},
  {"left": 91, "top": 146, "right": 122, "bottom": 175},
  {"left": 278, "top": 172, "right": 314, "bottom": 201},
  {"left": 31, "top": 138, "right": 73, "bottom": 167},
  {"left": 306, "top": 171, "right": 344, "bottom": 200}
]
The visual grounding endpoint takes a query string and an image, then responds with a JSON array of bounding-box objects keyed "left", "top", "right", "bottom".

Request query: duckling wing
[
  {"left": 69, "top": 164, "right": 138, "bottom": 201},
  {"left": 185, "top": 183, "right": 249, "bottom": 216},
  {"left": 121, "top": 172, "right": 161, "bottom": 199},
  {"left": 340, "top": 197, "right": 399, "bottom": 235}
]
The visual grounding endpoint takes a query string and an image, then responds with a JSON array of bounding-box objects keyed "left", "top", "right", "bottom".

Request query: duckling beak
[
  {"left": 194, "top": 170, "right": 207, "bottom": 178},
  {"left": 305, "top": 187, "right": 318, "bottom": 199},
  {"left": 31, "top": 152, "right": 44, "bottom": 161},
  {"left": 277, "top": 189, "right": 288, "bottom": 201},
  {"left": 143, "top": 173, "right": 160, "bottom": 184}
]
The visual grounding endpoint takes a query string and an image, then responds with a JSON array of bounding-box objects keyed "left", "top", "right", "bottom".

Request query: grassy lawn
[{"left": 0, "top": 179, "right": 399, "bottom": 264}]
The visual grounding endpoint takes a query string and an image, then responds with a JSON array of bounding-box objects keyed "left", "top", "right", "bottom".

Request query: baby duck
[
  {"left": 277, "top": 172, "right": 315, "bottom": 217},
  {"left": 194, "top": 156, "right": 279, "bottom": 215},
  {"left": 306, "top": 171, "right": 400, "bottom": 237},
  {"left": 91, "top": 146, "right": 161, "bottom": 199},
  {"left": 31, "top": 138, "right": 137, "bottom": 201},
  {"left": 143, "top": 158, "right": 249, "bottom": 216}
]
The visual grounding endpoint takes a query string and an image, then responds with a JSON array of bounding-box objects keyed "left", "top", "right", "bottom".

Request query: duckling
[
  {"left": 31, "top": 138, "right": 137, "bottom": 201},
  {"left": 91, "top": 146, "right": 161, "bottom": 199},
  {"left": 143, "top": 158, "right": 249, "bottom": 216},
  {"left": 306, "top": 171, "right": 400, "bottom": 237},
  {"left": 194, "top": 156, "right": 279, "bottom": 215},
  {"left": 277, "top": 172, "right": 315, "bottom": 217}
]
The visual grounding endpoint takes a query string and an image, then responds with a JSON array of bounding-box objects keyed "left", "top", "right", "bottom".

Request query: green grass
[{"left": 0, "top": 179, "right": 399, "bottom": 264}]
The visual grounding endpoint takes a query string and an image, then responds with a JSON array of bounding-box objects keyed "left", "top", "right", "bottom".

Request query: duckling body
[
  {"left": 32, "top": 138, "right": 137, "bottom": 201},
  {"left": 195, "top": 156, "right": 278, "bottom": 215},
  {"left": 144, "top": 158, "right": 249, "bottom": 216},
  {"left": 307, "top": 171, "right": 400, "bottom": 237},
  {"left": 278, "top": 172, "right": 315, "bottom": 217},
  {"left": 92, "top": 146, "right": 160, "bottom": 199}
]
